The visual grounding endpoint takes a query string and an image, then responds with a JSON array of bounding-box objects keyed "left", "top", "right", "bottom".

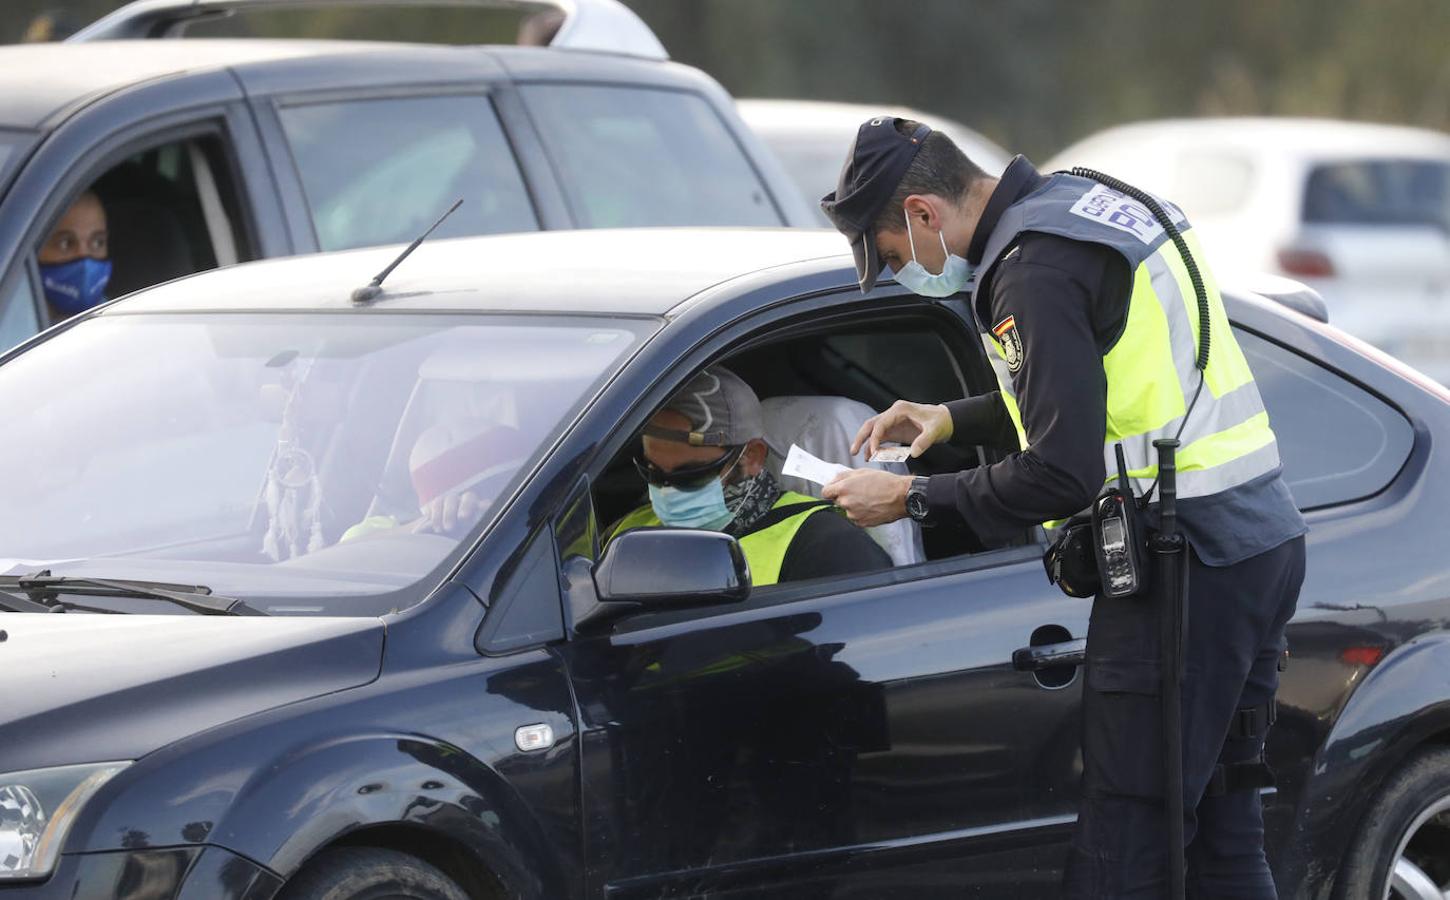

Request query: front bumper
[{"left": 0, "top": 845, "right": 281, "bottom": 899}]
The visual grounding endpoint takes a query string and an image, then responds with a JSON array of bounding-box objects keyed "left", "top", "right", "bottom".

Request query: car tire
[
  {"left": 1336, "top": 748, "right": 1450, "bottom": 899},
  {"left": 280, "top": 847, "right": 471, "bottom": 900}
]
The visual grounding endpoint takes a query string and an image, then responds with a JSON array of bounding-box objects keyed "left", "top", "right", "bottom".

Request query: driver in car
[
  {"left": 38, "top": 190, "right": 110, "bottom": 323},
  {"left": 605, "top": 366, "right": 890, "bottom": 586},
  {"left": 341, "top": 417, "right": 522, "bottom": 542}
]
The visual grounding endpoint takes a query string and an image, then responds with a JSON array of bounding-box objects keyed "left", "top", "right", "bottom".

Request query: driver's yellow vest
[
  {"left": 605, "top": 491, "right": 829, "bottom": 587},
  {"left": 977, "top": 174, "right": 1281, "bottom": 503}
]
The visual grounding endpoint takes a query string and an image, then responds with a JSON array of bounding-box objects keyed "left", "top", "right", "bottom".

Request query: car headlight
[{"left": 0, "top": 762, "right": 128, "bottom": 880}]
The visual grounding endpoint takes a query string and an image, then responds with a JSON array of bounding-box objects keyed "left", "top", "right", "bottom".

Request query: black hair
[{"left": 871, "top": 119, "right": 989, "bottom": 235}]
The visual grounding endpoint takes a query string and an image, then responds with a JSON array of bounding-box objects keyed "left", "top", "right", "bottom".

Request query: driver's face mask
[
  {"left": 40, "top": 256, "right": 112, "bottom": 316},
  {"left": 893, "top": 209, "right": 974, "bottom": 299},
  {"left": 648, "top": 455, "right": 742, "bottom": 531}
]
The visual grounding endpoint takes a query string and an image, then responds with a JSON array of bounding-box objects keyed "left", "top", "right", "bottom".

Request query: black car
[
  {"left": 0, "top": 0, "right": 813, "bottom": 346},
  {"left": 0, "top": 226, "right": 1445, "bottom": 900}
]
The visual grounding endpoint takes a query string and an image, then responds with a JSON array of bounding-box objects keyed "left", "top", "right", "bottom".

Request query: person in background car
[
  {"left": 37, "top": 190, "right": 110, "bottom": 323},
  {"left": 341, "top": 417, "right": 524, "bottom": 543},
  {"left": 606, "top": 366, "right": 891, "bottom": 585}
]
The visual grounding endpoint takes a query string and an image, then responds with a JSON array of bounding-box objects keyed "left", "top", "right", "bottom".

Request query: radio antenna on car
[{"left": 351, "top": 198, "right": 463, "bottom": 305}]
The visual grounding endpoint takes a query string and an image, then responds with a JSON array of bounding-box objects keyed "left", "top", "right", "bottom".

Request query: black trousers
[{"left": 1061, "top": 535, "right": 1306, "bottom": 899}]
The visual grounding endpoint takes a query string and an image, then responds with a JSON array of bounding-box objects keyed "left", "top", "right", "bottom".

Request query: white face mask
[{"left": 893, "top": 209, "right": 975, "bottom": 298}]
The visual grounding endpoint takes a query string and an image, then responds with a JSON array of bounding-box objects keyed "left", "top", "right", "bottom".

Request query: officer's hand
[
  {"left": 850, "top": 400, "right": 953, "bottom": 459},
  {"left": 414, "top": 490, "right": 489, "bottom": 537},
  {"left": 822, "top": 469, "right": 912, "bottom": 527}
]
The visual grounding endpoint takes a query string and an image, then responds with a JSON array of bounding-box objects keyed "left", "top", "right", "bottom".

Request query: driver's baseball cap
[{"left": 820, "top": 117, "right": 932, "bottom": 293}]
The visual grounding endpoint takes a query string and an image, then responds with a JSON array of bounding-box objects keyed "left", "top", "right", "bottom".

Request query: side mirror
[{"left": 593, "top": 527, "right": 751, "bottom": 609}]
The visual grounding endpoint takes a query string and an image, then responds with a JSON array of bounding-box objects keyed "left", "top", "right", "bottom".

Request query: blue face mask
[
  {"left": 893, "top": 209, "right": 974, "bottom": 299},
  {"left": 41, "top": 257, "right": 112, "bottom": 316},
  {"left": 649, "top": 477, "right": 736, "bottom": 531}
]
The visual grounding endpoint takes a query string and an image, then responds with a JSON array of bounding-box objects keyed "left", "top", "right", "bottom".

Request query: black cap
[{"left": 820, "top": 117, "right": 932, "bottom": 292}]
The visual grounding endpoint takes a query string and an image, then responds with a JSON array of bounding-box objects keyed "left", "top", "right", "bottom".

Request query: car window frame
[
  {"left": 515, "top": 79, "right": 792, "bottom": 229},
  {"left": 1232, "top": 321, "right": 1415, "bottom": 511},
  {"left": 0, "top": 257, "right": 43, "bottom": 348},
  {"left": 258, "top": 84, "right": 544, "bottom": 253},
  {"left": 9, "top": 115, "right": 262, "bottom": 326},
  {"left": 559, "top": 286, "right": 1047, "bottom": 635}
]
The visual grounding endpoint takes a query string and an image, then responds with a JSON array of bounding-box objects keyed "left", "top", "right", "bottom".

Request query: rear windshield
[
  {"left": 1302, "top": 159, "right": 1450, "bottom": 229},
  {"left": 521, "top": 84, "right": 784, "bottom": 228}
]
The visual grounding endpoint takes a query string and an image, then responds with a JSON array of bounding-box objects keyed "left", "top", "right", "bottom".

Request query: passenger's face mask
[
  {"left": 40, "top": 257, "right": 112, "bottom": 316},
  {"left": 893, "top": 209, "right": 973, "bottom": 299},
  {"left": 648, "top": 456, "right": 742, "bottom": 531}
]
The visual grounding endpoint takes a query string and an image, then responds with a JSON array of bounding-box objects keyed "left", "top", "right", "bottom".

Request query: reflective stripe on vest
[
  {"left": 605, "top": 490, "right": 830, "bottom": 587},
  {"left": 977, "top": 175, "right": 1280, "bottom": 502}
]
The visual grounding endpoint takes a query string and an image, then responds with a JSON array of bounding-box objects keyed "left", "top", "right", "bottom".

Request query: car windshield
[
  {"left": 0, "top": 312, "right": 650, "bottom": 615},
  {"left": 1303, "top": 158, "right": 1450, "bottom": 230}
]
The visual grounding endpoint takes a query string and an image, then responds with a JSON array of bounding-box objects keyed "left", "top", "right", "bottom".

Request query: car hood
[{"left": 0, "top": 614, "right": 384, "bottom": 772}]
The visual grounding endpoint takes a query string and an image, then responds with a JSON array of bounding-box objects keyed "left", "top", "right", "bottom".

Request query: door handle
[{"left": 1012, "top": 638, "right": 1086, "bottom": 672}]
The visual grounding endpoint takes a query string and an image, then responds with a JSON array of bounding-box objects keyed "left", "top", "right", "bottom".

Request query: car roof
[
  {"left": 1056, "top": 117, "right": 1450, "bottom": 163},
  {"left": 0, "top": 38, "right": 684, "bottom": 130},
  {"left": 0, "top": 39, "right": 389, "bottom": 129},
  {"left": 115, "top": 228, "right": 853, "bottom": 317},
  {"left": 736, "top": 98, "right": 1012, "bottom": 173}
]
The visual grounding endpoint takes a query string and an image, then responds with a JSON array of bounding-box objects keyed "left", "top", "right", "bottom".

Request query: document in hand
[{"left": 782, "top": 444, "right": 852, "bottom": 486}]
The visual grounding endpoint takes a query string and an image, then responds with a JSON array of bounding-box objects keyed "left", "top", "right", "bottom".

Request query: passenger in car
[
  {"left": 37, "top": 190, "right": 110, "bottom": 323},
  {"left": 606, "top": 366, "right": 890, "bottom": 586},
  {"left": 340, "top": 417, "right": 523, "bottom": 543}
]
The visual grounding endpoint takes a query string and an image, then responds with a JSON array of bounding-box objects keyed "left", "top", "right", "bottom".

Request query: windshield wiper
[
  {"left": 0, "top": 589, "right": 62, "bottom": 613},
  {"left": 0, "top": 572, "right": 267, "bottom": 616}
]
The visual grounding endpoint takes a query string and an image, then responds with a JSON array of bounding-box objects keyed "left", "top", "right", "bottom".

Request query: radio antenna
[{"left": 351, "top": 198, "right": 464, "bottom": 305}]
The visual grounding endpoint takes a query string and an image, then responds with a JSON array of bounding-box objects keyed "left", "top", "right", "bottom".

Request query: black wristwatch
[{"left": 905, "top": 476, "right": 932, "bottom": 524}]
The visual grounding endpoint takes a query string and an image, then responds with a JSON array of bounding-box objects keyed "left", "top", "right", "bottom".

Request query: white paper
[
  {"left": 869, "top": 445, "right": 912, "bottom": 463},
  {"left": 782, "top": 444, "right": 852, "bottom": 486}
]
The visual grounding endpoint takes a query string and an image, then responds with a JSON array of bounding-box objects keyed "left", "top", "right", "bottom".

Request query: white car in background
[
  {"left": 738, "top": 99, "right": 1012, "bottom": 225},
  {"left": 1048, "top": 117, "right": 1450, "bottom": 383}
]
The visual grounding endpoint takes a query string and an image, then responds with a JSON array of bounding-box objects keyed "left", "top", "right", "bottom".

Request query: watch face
[{"left": 907, "top": 490, "right": 929, "bottom": 519}]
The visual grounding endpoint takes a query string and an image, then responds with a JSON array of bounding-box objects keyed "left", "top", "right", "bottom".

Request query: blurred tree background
[{"left": 6, "top": 0, "right": 1449, "bottom": 159}]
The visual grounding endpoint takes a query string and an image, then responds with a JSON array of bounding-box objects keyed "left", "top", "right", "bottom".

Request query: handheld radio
[{"left": 1091, "top": 443, "right": 1146, "bottom": 598}]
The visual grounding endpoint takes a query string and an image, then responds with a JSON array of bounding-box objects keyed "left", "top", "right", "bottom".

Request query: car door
[{"left": 557, "top": 294, "right": 1089, "bottom": 899}]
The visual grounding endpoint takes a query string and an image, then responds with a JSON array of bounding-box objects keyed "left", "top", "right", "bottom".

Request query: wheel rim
[{"left": 1385, "top": 795, "right": 1450, "bottom": 900}]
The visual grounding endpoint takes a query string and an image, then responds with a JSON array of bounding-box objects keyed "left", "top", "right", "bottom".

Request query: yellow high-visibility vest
[
  {"left": 976, "top": 175, "right": 1280, "bottom": 504},
  {"left": 605, "top": 490, "right": 829, "bottom": 586}
]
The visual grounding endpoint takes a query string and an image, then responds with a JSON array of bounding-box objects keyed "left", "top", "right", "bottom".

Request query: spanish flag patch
[{"left": 992, "top": 315, "right": 1024, "bottom": 373}]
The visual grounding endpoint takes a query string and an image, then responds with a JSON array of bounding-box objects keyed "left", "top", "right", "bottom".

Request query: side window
[
  {"left": 520, "top": 84, "right": 782, "bottom": 228},
  {"left": 0, "top": 272, "right": 41, "bottom": 349},
  {"left": 592, "top": 312, "right": 1005, "bottom": 607},
  {"left": 1237, "top": 328, "right": 1413, "bottom": 509},
  {"left": 36, "top": 135, "right": 248, "bottom": 325},
  {"left": 277, "top": 95, "right": 537, "bottom": 251},
  {"left": 1303, "top": 159, "right": 1450, "bottom": 229},
  {"left": 1172, "top": 151, "right": 1255, "bottom": 216}
]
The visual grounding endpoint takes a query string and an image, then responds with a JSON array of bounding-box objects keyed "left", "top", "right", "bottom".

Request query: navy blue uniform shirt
[{"left": 925, "top": 158, "right": 1307, "bottom": 565}]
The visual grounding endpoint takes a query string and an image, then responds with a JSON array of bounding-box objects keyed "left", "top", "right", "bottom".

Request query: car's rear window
[
  {"left": 278, "top": 95, "right": 538, "bottom": 252},
  {"left": 1302, "top": 159, "right": 1450, "bottom": 229},
  {"left": 521, "top": 84, "right": 784, "bottom": 228}
]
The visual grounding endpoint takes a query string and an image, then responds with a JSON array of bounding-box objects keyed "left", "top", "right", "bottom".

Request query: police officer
[{"left": 818, "top": 118, "right": 1308, "bottom": 898}]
